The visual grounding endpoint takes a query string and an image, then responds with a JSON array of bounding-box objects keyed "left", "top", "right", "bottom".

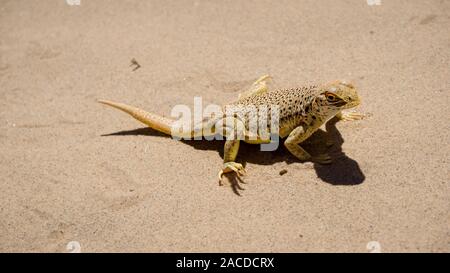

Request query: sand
[{"left": 0, "top": 0, "right": 448, "bottom": 253}]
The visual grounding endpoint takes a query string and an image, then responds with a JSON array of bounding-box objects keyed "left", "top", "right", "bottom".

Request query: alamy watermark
[
  {"left": 66, "top": 241, "right": 81, "bottom": 253},
  {"left": 366, "top": 241, "right": 382, "bottom": 253},
  {"left": 66, "top": 0, "right": 81, "bottom": 6},
  {"left": 170, "top": 97, "right": 280, "bottom": 151},
  {"left": 366, "top": 0, "right": 381, "bottom": 6}
]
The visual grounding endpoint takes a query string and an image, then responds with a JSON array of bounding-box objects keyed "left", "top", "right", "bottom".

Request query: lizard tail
[{"left": 98, "top": 100, "right": 174, "bottom": 135}]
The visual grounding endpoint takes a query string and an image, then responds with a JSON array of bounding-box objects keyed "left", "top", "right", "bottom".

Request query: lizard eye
[{"left": 325, "top": 93, "right": 337, "bottom": 102}]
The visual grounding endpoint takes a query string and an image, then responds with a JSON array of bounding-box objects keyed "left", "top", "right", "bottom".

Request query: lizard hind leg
[
  {"left": 218, "top": 139, "right": 246, "bottom": 185},
  {"left": 238, "top": 74, "right": 272, "bottom": 100}
]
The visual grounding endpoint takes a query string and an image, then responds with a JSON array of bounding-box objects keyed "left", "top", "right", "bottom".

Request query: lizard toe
[
  {"left": 218, "top": 162, "right": 246, "bottom": 185},
  {"left": 312, "top": 154, "right": 333, "bottom": 165}
]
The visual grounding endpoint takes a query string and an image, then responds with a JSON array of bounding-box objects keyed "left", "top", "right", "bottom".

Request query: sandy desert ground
[{"left": 0, "top": 0, "right": 449, "bottom": 252}]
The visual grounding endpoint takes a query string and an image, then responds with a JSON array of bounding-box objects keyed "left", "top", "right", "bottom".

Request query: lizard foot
[
  {"left": 326, "top": 139, "right": 335, "bottom": 147},
  {"left": 312, "top": 154, "right": 333, "bottom": 165},
  {"left": 254, "top": 74, "right": 272, "bottom": 85},
  {"left": 218, "top": 162, "right": 246, "bottom": 185},
  {"left": 338, "top": 111, "right": 365, "bottom": 121},
  {"left": 238, "top": 75, "right": 272, "bottom": 100}
]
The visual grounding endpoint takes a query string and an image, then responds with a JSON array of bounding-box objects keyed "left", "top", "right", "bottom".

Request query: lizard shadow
[
  {"left": 235, "top": 117, "right": 365, "bottom": 186},
  {"left": 101, "top": 127, "right": 225, "bottom": 154},
  {"left": 311, "top": 117, "right": 365, "bottom": 185},
  {"left": 102, "top": 117, "right": 365, "bottom": 192}
]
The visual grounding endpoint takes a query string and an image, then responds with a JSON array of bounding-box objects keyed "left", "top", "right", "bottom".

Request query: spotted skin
[{"left": 98, "top": 76, "right": 363, "bottom": 184}]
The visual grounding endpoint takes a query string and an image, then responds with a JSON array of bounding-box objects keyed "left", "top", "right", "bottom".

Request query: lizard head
[{"left": 317, "top": 80, "right": 361, "bottom": 110}]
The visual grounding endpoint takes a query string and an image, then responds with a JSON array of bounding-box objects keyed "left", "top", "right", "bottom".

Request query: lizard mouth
[
  {"left": 332, "top": 100, "right": 348, "bottom": 108},
  {"left": 344, "top": 98, "right": 361, "bottom": 109}
]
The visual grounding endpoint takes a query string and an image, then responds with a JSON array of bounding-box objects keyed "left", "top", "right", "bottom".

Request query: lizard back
[{"left": 225, "top": 86, "right": 320, "bottom": 138}]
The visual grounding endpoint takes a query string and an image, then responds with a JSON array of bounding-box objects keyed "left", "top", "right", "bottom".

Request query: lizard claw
[{"left": 218, "top": 162, "right": 246, "bottom": 185}]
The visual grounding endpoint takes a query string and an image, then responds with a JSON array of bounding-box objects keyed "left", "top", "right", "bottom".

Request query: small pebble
[{"left": 279, "top": 169, "right": 288, "bottom": 176}]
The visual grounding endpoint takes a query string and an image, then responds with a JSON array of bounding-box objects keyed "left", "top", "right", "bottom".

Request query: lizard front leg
[
  {"left": 336, "top": 111, "right": 364, "bottom": 121},
  {"left": 284, "top": 125, "right": 332, "bottom": 164}
]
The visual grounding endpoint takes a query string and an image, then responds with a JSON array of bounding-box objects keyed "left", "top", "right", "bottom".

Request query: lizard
[{"left": 98, "top": 75, "right": 363, "bottom": 184}]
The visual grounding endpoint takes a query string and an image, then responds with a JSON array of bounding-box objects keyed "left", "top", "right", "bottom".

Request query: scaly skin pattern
[{"left": 98, "top": 76, "right": 363, "bottom": 184}]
